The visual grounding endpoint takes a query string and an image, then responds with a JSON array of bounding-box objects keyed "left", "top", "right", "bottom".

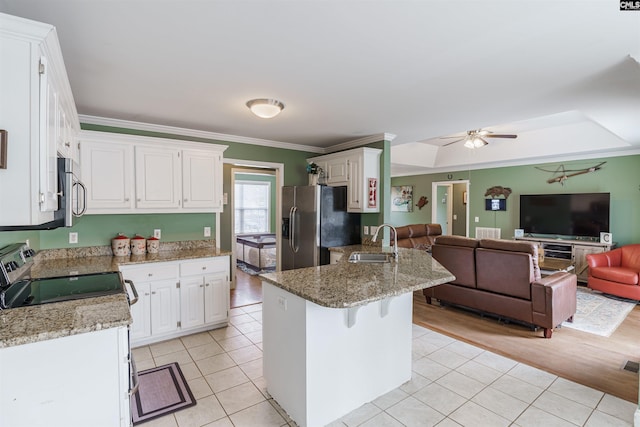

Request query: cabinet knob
[
  {"left": 137, "top": 198, "right": 141, "bottom": 202},
  {"left": 200, "top": 284, "right": 204, "bottom": 288},
  {"left": 124, "top": 198, "right": 130, "bottom": 202},
  {"left": 202, "top": 266, "right": 206, "bottom": 270},
  {"left": 144, "top": 292, "right": 150, "bottom": 296},
  {"left": 148, "top": 273, "right": 153, "bottom": 277},
  {"left": 205, "top": 283, "right": 210, "bottom": 287},
  {"left": 151, "top": 291, "right": 156, "bottom": 295},
  {"left": 184, "top": 199, "right": 188, "bottom": 202},
  {"left": 65, "top": 141, "right": 70, "bottom": 147}
]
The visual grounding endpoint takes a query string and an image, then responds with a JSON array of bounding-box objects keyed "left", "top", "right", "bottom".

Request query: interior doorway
[
  {"left": 224, "top": 159, "right": 283, "bottom": 308},
  {"left": 432, "top": 180, "right": 470, "bottom": 236}
]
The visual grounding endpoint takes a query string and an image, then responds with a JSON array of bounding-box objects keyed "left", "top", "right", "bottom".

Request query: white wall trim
[{"left": 79, "top": 115, "right": 392, "bottom": 154}]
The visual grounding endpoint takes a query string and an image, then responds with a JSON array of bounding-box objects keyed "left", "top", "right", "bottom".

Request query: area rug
[
  {"left": 236, "top": 262, "right": 274, "bottom": 276},
  {"left": 131, "top": 362, "right": 195, "bottom": 425},
  {"left": 562, "top": 287, "right": 637, "bottom": 337}
]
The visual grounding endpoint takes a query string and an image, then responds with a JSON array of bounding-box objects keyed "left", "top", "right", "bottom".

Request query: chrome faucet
[{"left": 372, "top": 223, "right": 398, "bottom": 259}]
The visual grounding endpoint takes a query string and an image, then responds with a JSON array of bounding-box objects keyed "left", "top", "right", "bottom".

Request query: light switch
[{"left": 475, "top": 217, "right": 480, "bottom": 223}]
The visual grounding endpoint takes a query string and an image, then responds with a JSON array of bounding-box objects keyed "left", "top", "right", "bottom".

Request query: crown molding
[
  {"left": 78, "top": 115, "right": 394, "bottom": 155},
  {"left": 78, "top": 115, "right": 325, "bottom": 154},
  {"left": 325, "top": 133, "right": 396, "bottom": 153}
]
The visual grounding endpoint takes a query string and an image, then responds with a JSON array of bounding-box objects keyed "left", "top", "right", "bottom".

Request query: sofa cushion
[
  {"left": 476, "top": 248, "right": 534, "bottom": 299},
  {"left": 590, "top": 266, "right": 639, "bottom": 285},
  {"left": 480, "top": 239, "right": 541, "bottom": 281},
  {"left": 432, "top": 236, "right": 479, "bottom": 288}
]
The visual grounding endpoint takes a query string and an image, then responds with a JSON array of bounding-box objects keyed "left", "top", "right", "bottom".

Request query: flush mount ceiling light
[{"left": 246, "top": 98, "right": 285, "bottom": 119}]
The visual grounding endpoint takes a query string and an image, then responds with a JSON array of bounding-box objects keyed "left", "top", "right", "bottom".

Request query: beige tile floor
[{"left": 133, "top": 304, "right": 637, "bottom": 427}]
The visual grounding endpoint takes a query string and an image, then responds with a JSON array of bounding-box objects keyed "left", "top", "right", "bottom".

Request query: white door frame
[
  {"left": 431, "top": 180, "right": 470, "bottom": 237},
  {"left": 223, "top": 158, "right": 284, "bottom": 287}
]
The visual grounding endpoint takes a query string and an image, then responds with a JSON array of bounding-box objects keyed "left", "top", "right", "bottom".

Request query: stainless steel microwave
[{"left": 0, "top": 158, "right": 86, "bottom": 231}]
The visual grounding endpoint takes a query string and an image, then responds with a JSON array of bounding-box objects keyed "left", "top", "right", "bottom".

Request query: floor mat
[
  {"left": 131, "top": 362, "right": 195, "bottom": 424},
  {"left": 562, "top": 287, "right": 637, "bottom": 337}
]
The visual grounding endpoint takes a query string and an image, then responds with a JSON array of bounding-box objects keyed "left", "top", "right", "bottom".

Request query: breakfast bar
[{"left": 259, "top": 247, "right": 454, "bottom": 427}]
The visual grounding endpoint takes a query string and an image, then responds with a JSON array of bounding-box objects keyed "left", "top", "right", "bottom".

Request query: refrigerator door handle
[{"left": 290, "top": 206, "right": 299, "bottom": 253}]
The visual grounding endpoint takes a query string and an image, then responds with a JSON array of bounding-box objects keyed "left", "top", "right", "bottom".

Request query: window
[{"left": 235, "top": 180, "right": 271, "bottom": 234}]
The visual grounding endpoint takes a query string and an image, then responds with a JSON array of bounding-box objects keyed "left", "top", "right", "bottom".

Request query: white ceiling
[{"left": 2, "top": 1, "right": 639, "bottom": 176}]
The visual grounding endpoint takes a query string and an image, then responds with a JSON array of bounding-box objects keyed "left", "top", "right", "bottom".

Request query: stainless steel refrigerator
[{"left": 282, "top": 185, "right": 361, "bottom": 270}]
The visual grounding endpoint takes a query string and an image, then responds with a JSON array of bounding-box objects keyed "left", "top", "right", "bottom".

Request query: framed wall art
[{"left": 391, "top": 185, "right": 413, "bottom": 212}]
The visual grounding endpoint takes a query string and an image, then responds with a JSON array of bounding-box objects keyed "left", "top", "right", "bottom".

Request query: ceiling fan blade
[
  {"left": 442, "top": 138, "right": 464, "bottom": 147},
  {"left": 439, "top": 135, "right": 466, "bottom": 139},
  {"left": 485, "top": 134, "right": 517, "bottom": 139}
]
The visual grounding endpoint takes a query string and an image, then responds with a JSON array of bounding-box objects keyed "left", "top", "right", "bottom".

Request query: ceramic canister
[
  {"left": 131, "top": 235, "right": 147, "bottom": 255},
  {"left": 147, "top": 236, "right": 160, "bottom": 254},
  {"left": 111, "top": 233, "right": 131, "bottom": 256}
]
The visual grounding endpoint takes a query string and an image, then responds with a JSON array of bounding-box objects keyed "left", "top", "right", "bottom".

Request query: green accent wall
[{"left": 390, "top": 154, "right": 640, "bottom": 246}]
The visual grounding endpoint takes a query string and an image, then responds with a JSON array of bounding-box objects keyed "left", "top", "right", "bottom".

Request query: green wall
[{"left": 390, "top": 154, "right": 640, "bottom": 246}]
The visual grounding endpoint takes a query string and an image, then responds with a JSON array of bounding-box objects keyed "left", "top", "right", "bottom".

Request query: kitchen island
[{"left": 259, "top": 246, "right": 454, "bottom": 427}]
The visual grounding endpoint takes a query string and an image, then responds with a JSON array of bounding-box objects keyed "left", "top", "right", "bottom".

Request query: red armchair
[{"left": 586, "top": 244, "right": 640, "bottom": 300}]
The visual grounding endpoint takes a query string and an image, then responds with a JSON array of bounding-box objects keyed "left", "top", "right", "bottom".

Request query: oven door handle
[
  {"left": 129, "top": 355, "right": 140, "bottom": 396},
  {"left": 124, "top": 279, "right": 139, "bottom": 306}
]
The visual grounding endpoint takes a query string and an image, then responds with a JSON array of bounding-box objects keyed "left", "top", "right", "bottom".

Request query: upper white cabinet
[
  {"left": 308, "top": 147, "right": 381, "bottom": 213},
  {"left": 79, "top": 131, "right": 227, "bottom": 214},
  {"left": 182, "top": 149, "right": 223, "bottom": 210},
  {"left": 135, "top": 145, "right": 181, "bottom": 209},
  {"left": 0, "top": 13, "right": 80, "bottom": 227},
  {"left": 80, "top": 138, "right": 134, "bottom": 211}
]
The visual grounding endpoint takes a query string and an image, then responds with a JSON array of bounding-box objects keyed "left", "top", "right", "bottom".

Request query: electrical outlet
[
  {"left": 475, "top": 217, "right": 480, "bottom": 223},
  {"left": 69, "top": 232, "right": 78, "bottom": 244},
  {"left": 363, "top": 226, "right": 369, "bottom": 235},
  {"left": 370, "top": 226, "right": 378, "bottom": 235},
  {"left": 153, "top": 229, "right": 161, "bottom": 239},
  {"left": 204, "top": 226, "right": 211, "bottom": 237},
  {"left": 277, "top": 296, "right": 287, "bottom": 311}
]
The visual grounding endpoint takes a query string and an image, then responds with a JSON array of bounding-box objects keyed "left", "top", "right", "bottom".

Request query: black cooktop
[{"left": 1, "top": 271, "right": 124, "bottom": 309}]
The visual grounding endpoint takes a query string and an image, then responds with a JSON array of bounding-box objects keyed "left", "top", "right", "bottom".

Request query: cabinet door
[
  {"left": 38, "top": 56, "right": 59, "bottom": 213},
  {"left": 204, "top": 273, "right": 229, "bottom": 325},
  {"left": 180, "top": 277, "right": 205, "bottom": 329},
  {"left": 81, "top": 140, "right": 134, "bottom": 211},
  {"left": 135, "top": 146, "right": 181, "bottom": 209},
  {"left": 326, "top": 157, "right": 349, "bottom": 185},
  {"left": 574, "top": 246, "right": 605, "bottom": 282},
  {"left": 346, "top": 155, "right": 362, "bottom": 211},
  {"left": 150, "top": 279, "right": 179, "bottom": 335},
  {"left": 130, "top": 282, "right": 151, "bottom": 341},
  {"left": 182, "top": 149, "right": 222, "bottom": 210}
]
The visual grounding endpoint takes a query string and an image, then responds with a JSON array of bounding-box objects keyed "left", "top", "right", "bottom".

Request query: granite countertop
[
  {"left": 1, "top": 241, "right": 231, "bottom": 349},
  {"left": 259, "top": 246, "right": 454, "bottom": 308}
]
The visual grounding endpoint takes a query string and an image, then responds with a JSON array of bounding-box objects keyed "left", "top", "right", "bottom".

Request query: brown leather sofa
[
  {"left": 391, "top": 224, "right": 442, "bottom": 249},
  {"left": 423, "top": 236, "right": 577, "bottom": 338},
  {"left": 587, "top": 244, "right": 640, "bottom": 300}
]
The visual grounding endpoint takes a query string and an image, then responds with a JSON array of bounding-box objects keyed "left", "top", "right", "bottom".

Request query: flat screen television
[
  {"left": 519, "top": 193, "right": 610, "bottom": 238},
  {"left": 485, "top": 199, "right": 507, "bottom": 211}
]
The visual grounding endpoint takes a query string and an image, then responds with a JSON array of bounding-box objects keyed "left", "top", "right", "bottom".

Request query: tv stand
[{"left": 515, "top": 236, "right": 614, "bottom": 282}]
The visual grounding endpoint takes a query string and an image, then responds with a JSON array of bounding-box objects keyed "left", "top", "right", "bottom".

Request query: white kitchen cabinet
[
  {"left": 80, "top": 138, "right": 134, "bottom": 212},
  {"left": 120, "top": 262, "right": 180, "bottom": 346},
  {"left": 129, "top": 282, "right": 151, "bottom": 341},
  {"left": 0, "top": 13, "right": 79, "bottom": 227},
  {"left": 122, "top": 256, "right": 229, "bottom": 346},
  {"left": 135, "top": 145, "right": 181, "bottom": 209},
  {"left": 308, "top": 147, "right": 381, "bottom": 213},
  {"left": 79, "top": 130, "right": 227, "bottom": 214},
  {"left": 0, "top": 327, "right": 131, "bottom": 427},
  {"left": 182, "top": 149, "right": 223, "bottom": 210},
  {"left": 179, "top": 257, "right": 230, "bottom": 329},
  {"left": 325, "top": 156, "right": 350, "bottom": 185}
]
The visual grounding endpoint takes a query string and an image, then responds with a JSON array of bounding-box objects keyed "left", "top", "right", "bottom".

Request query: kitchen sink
[{"left": 348, "top": 252, "right": 392, "bottom": 263}]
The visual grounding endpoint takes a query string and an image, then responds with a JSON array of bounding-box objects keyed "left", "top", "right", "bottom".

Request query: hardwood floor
[
  {"left": 412, "top": 291, "right": 640, "bottom": 403},
  {"left": 230, "top": 267, "right": 263, "bottom": 308}
]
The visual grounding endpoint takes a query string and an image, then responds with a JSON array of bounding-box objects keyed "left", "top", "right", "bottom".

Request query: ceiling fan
[{"left": 441, "top": 129, "right": 517, "bottom": 148}]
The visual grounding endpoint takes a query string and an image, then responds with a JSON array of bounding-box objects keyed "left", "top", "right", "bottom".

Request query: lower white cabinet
[
  {"left": 121, "top": 256, "right": 230, "bottom": 346},
  {"left": 0, "top": 327, "right": 130, "bottom": 427}
]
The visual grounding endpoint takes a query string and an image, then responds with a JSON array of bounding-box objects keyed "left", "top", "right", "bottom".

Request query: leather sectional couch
[
  {"left": 423, "top": 235, "right": 577, "bottom": 338},
  {"left": 391, "top": 223, "right": 442, "bottom": 249}
]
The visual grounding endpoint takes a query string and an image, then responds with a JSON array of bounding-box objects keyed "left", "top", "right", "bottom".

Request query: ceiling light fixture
[
  {"left": 246, "top": 98, "right": 285, "bottom": 119},
  {"left": 463, "top": 131, "right": 488, "bottom": 149}
]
